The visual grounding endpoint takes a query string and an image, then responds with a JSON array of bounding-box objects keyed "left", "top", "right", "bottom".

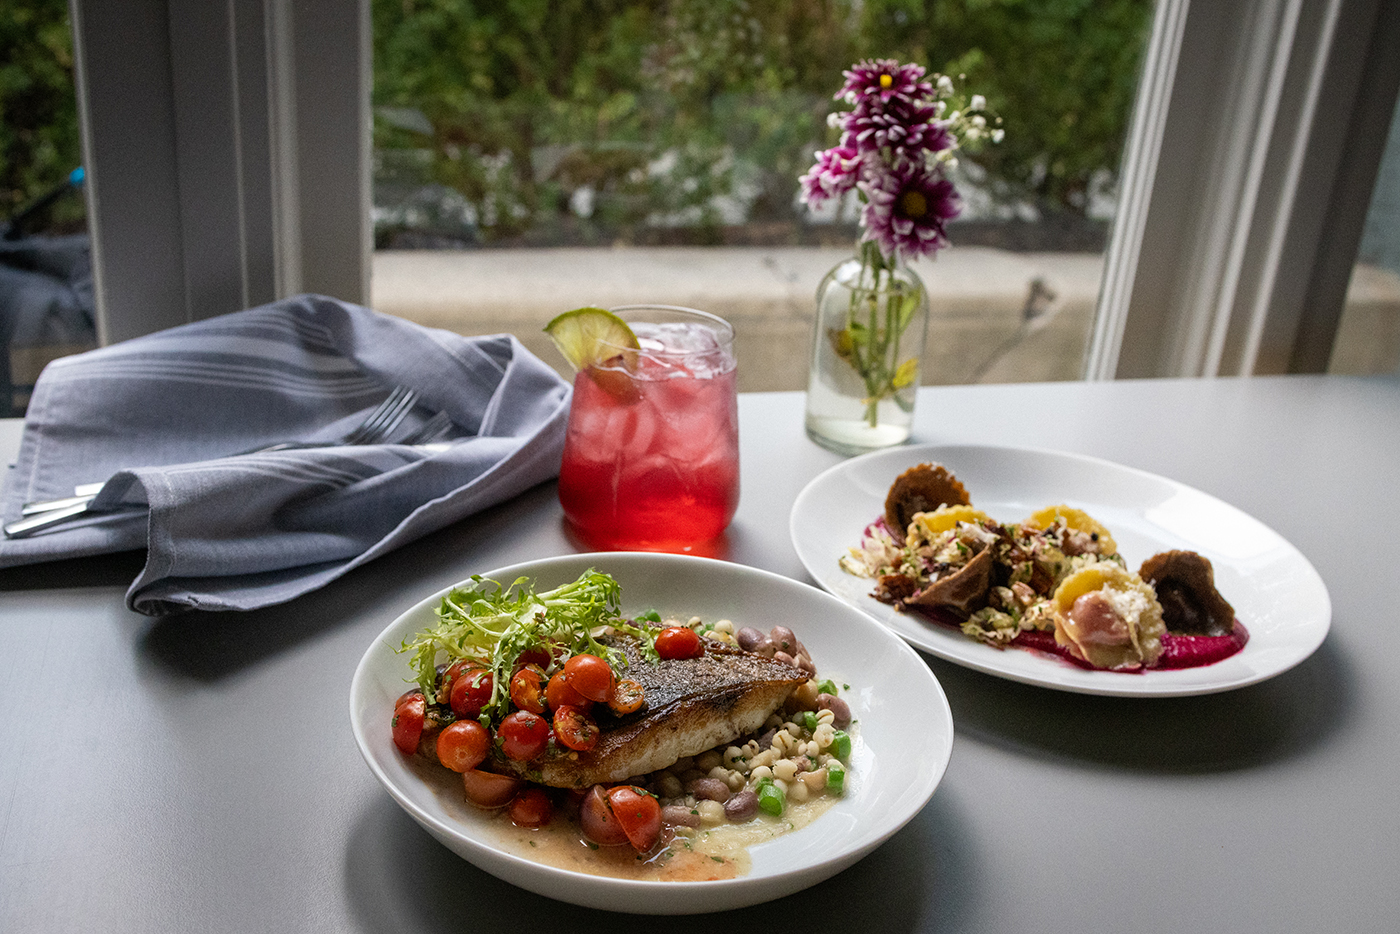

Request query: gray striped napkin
[{"left": 0, "top": 294, "right": 571, "bottom": 615}]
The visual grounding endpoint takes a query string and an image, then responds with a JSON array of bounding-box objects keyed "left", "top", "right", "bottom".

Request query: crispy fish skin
[{"left": 500, "top": 636, "right": 808, "bottom": 788}]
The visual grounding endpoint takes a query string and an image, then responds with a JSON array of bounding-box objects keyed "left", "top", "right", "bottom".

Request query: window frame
[
  {"left": 70, "top": 0, "right": 1400, "bottom": 376},
  {"left": 69, "top": 0, "right": 371, "bottom": 344},
  {"left": 1086, "top": 0, "right": 1400, "bottom": 378}
]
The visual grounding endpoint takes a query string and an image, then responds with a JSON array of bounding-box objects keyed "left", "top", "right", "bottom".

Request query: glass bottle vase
[{"left": 803, "top": 249, "right": 930, "bottom": 454}]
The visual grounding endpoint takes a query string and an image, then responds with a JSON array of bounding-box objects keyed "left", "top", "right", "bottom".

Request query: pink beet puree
[
  {"left": 1011, "top": 622, "right": 1249, "bottom": 671},
  {"left": 916, "top": 609, "right": 1250, "bottom": 672}
]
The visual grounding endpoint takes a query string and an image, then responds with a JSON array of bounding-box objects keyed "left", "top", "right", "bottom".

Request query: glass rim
[{"left": 604, "top": 304, "right": 735, "bottom": 354}]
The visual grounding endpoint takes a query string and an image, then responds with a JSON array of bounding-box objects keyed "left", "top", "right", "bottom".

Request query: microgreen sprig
[{"left": 397, "top": 569, "right": 657, "bottom": 723}]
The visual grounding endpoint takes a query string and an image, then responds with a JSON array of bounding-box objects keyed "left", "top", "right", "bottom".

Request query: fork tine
[
  {"left": 342, "top": 386, "right": 416, "bottom": 445},
  {"left": 400, "top": 410, "right": 452, "bottom": 445},
  {"left": 365, "top": 388, "right": 419, "bottom": 443},
  {"left": 341, "top": 386, "right": 406, "bottom": 445}
]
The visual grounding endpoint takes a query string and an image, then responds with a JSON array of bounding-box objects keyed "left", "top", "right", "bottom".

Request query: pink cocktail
[{"left": 558, "top": 306, "right": 739, "bottom": 552}]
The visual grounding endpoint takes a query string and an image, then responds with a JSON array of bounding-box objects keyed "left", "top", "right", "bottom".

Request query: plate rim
[
  {"left": 349, "top": 550, "right": 954, "bottom": 914},
  {"left": 788, "top": 442, "right": 1332, "bottom": 698}
]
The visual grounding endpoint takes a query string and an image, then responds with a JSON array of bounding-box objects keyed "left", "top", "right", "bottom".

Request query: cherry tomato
[
  {"left": 655, "top": 626, "right": 704, "bottom": 660},
  {"left": 514, "top": 645, "right": 553, "bottom": 673},
  {"left": 608, "top": 678, "right": 645, "bottom": 715},
  {"left": 397, "top": 688, "right": 425, "bottom": 706},
  {"left": 546, "top": 670, "right": 593, "bottom": 713},
  {"left": 509, "top": 665, "right": 548, "bottom": 714},
  {"left": 391, "top": 693, "right": 426, "bottom": 755},
  {"left": 579, "top": 785, "right": 628, "bottom": 846},
  {"left": 435, "top": 719, "right": 490, "bottom": 773},
  {"left": 498, "top": 710, "right": 550, "bottom": 761},
  {"left": 461, "top": 769, "right": 523, "bottom": 808},
  {"left": 607, "top": 785, "right": 662, "bottom": 851},
  {"left": 439, "top": 658, "right": 484, "bottom": 702},
  {"left": 552, "top": 705, "right": 600, "bottom": 751},
  {"left": 508, "top": 788, "right": 555, "bottom": 828},
  {"left": 449, "top": 668, "right": 494, "bottom": 719},
  {"left": 563, "top": 653, "right": 615, "bottom": 702}
]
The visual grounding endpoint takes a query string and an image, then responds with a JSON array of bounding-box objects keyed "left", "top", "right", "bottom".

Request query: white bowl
[{"left": 349, "top": 552, "right": 953, "bottom": 914}]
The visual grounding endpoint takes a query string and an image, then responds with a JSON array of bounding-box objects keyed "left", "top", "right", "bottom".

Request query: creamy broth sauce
[
  {"left": 407, "top": 743, "right": 844, "bottom": 881},
  {"left": 492, "top": 792, "right": 838, "bottom": 881}
]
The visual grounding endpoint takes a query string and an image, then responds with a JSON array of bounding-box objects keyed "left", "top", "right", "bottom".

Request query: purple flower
[
  {"left": 859, "top": 166, "right": 962, "bottom": 261},
  {"left": 799, "top": 143, "right": 861, "bottom": 206},
  {"left": 846, "top": 97, "right": 953, "bottom": 157},
  {"left": 801, "top": 58, "right": 990, "bottom": 263},
  {"left": 838, "top": 59, "right": 934, "bottom": 106}
]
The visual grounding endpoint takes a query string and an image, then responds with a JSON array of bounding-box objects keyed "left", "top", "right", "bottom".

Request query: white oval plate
[
  {"left": 350, "top": 552, "right": 953, "bottom": 915},
  {"left": 790, "top": 444, "right": 1331, "bottom": 698}
]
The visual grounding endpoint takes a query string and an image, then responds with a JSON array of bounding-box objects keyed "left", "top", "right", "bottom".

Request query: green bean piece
[
  {"left": 831, "top": 729, "right": 852, "bottom": 760},
  {"left": 827, "top": 761, "right": 846, "bottom": 794},
  {"left": 816, "top": 678, "right": 838, "bottom": 695},
  {"left": 756, "top": 778, "right": 785, "bottom": 816}
]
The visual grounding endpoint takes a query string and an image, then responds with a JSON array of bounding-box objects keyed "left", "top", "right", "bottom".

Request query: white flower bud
[
  {"left": 937, "top": 75, "right": 954, "bottom": 94},
  {"left": 971, "top": 94, "right": 986, "bottom": 111}
]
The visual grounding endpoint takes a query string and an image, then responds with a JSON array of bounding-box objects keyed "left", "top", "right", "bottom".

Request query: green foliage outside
[
  {"left": 0, "top": 0, "right": 84, "bottom": 231},
  {"left": 862, "top": 0, "right": 1154, "bottom": 217},
  {"left": 373, "top": 0, "right": 1154, "bottom": 248},
  {"left": 0, "top": 0, "right": 1153, "bottom": 246}
]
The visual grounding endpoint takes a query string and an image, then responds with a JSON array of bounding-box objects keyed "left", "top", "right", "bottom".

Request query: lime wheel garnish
[{"left": 544, "top": 307, "right": 641, "bottom": 401}]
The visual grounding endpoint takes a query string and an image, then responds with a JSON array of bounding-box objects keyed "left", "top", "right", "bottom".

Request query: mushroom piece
[
  {"left": 907, "top": 547, "right": 994, "bottom": 613},
  {"left": 1139, "top": 550, "right": 1236, "bottom": 637},
  {"left": 884, "top": 463, "right": 971, "bottom": 535}
]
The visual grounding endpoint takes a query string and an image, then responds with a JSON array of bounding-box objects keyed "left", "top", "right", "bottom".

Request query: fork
[{"left": 5, "top": 385, "right": 421, "bottom": 538}]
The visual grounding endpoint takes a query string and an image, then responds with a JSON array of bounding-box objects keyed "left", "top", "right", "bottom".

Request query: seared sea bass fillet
[{"left": 500, "top": 635, "right": 808, "bottom": 788}]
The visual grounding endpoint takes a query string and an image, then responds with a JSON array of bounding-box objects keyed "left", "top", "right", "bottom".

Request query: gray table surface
[{"left": 2, "top": 375, "right": 1397, "bottom": 933}]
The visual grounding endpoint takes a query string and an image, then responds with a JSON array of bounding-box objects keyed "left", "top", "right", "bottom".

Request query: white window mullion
[
  {"left": 1084, "top": 0, "right": 1191, "bottom": 381},
  {"left": 1235, "top": 0, "right": 1344, "bottom": 373},
  {"left": 1089, "top": 0, "right": 1397, "bottom": 380},
  {"left": 70, "top": 0, "right": 368, "bottom": 344}
]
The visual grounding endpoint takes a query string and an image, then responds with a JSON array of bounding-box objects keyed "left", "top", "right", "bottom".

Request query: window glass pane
[
  {"left": 0, "top": 0, "right": 96, "bottom": 415},
  {"left": 369, "top": 0, "right": 1155, "bottom": 390},
  {"left": 1336, "top": 92, "right": 1400, "bottom": 376}
]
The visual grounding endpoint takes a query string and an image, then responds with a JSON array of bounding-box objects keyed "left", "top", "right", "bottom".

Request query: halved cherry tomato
[
  {"left": 461, "top": 769, "right": 523, "bottom": 808},
  {"left": 608, "top": 678, "right": 645, "bottom": 715},
  {"left": 579, "top": 785, "right": 628, "bottom": 846},
  {"left": 509, "top": 664, "right": 548, "bottom": 714},
  {"left": 435, "top": 720, "right": 490, "bottom": 773},
  {"left": 553, "top": 705, "right": 600, "bottom": 751},
  {"left": 655, "top": 626, "right": 704, "bottom": 660},
  {"left": 563, "top": 653, "right": 614, "bottom": 702},
  {"left": 450, "top": 668, "right": 494, "bottom": 719},
  {"left": 391, "top": 693, "right": 426, "bottom": 755},
  {"left": 546, "top": 670, "right": 593, "bottom": 713},
  {"left": 498, "top": 710, "right": 550, "bottom": 761},
  {"left": 508, "top": 788, "right": 555, "bottom": 828},
  {"left": 514, "top": 645, "right": 553, "bottom": 673},
  {"left": 607, "top": 785, "right": 662, "bottom": 851}
]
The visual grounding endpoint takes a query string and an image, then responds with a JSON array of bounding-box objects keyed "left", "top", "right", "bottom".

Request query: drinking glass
[{"left": 557, "top": 305, "right": 739, "bottom": 552}]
